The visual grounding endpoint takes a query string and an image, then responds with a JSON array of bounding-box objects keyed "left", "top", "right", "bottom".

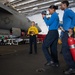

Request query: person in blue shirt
[
  {"left": 60, "top": 0, "right": 75, "bottom": 74},
  {"left": 42, "top": 5, "right": 59, "bottom": 67}
]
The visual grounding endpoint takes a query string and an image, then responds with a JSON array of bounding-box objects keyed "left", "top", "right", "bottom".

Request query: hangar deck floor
[{"left": 0, "top": 44, "right": 74, "bottom": 75}]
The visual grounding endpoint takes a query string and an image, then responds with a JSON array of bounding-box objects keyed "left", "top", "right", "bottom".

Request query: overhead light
[
  {"left": 13, "top": 0, "right": 37, "bottom": 7},
  {"left": 17, "top": 0, "right": 58, "bottom": 11},
  {"left": 21, "top": 6, "right": 49, "bottom": 13},
  {"left": 21, "top": 7, "right": 38, "bottom": 13},
  {"left": 32, "top": 7, "right": 38, "bottom": 10},
  {"left": 39, "top": 6, "right": 49, "bottom": 9},
  {"left": 18, "top": 11, "right": 22, "bottom": 13},
  {"left": 10, "top": 0, "right": 22, "bottom": 4},
  {"left": 54, "top": 2, "right": 61, "bottom": 5},
  {"left": 7, "top": 0, "right": 15, "bottom": 2}
]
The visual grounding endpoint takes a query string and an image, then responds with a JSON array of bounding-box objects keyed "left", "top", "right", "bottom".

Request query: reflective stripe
[{"left": 70, "top": 45, "right": 75, "bottom": 49}]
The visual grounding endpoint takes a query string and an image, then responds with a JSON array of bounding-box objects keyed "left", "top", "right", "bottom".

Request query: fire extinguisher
[{"left": 68, "top": 30, "right": 75, "bottom": 61}]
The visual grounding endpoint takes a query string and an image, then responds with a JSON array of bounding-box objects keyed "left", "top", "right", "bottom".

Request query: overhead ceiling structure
[{"left": 0, "top": 0, "right": 75, "bottom": 16}]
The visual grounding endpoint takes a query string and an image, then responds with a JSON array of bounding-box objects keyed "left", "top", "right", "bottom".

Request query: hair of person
[
  {"left": 62, "top": 0, "right": 69, "bottom": 7},
  {"left": 32, "top": 21, "right": 35, "bottom": 23},
  {"left": 49, "top": 5, "right": 58, "bottom": 10}
]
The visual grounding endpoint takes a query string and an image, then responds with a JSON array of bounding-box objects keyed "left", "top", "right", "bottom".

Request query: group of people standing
[
  {"left": 27, "top": 0, "right": 75, "bottom": 74},
  {"left": 42, "top": 0, "right": 75, "bottom": 75}
]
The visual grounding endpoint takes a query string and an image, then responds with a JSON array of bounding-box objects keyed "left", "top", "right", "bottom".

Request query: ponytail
[{"left": 49, "top": 5, "right": 58, "bottom": 10}]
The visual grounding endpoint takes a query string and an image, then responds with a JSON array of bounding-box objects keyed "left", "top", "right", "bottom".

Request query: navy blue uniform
[
  {"left": 42, "top": 12, "right": 59, "bottom": 64},
  {"left": 62, "top": 8, "right": 75, "bottom": 69}
]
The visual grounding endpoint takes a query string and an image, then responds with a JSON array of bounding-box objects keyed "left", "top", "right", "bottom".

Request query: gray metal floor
[{"left": 0, "top": 44, "right": 74, "bottom": 75}]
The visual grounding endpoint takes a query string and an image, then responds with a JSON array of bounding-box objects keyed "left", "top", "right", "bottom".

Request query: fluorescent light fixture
[
  {"left": 54, "top": 2, "right": 61, "bottom": 5},
  {"left": 18, "top": 11, "right": 22, "bottom": 13},
  {"left": 21, "top": 8, "right": 37, "bottom": 13},
  {"left": 38, "top": 6, "right": 49, "bottom": 9},
  {"left": 7, "top": 0, "right": 15, "bottom": 2},
  {"left": 13, "top": 0, "right": 37, "bottom": 7},
  {"left": 21, "top": 5, "right": 49, "bottom": 13},
  {"left": 10, "top": 0, "right": 22, "bottom": 4},
  {"left": 32, "top": 7, "right": 38, "bottom": 10},
  {"left": 17, "top": 0, "right": 58, "bottom": 11}
]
